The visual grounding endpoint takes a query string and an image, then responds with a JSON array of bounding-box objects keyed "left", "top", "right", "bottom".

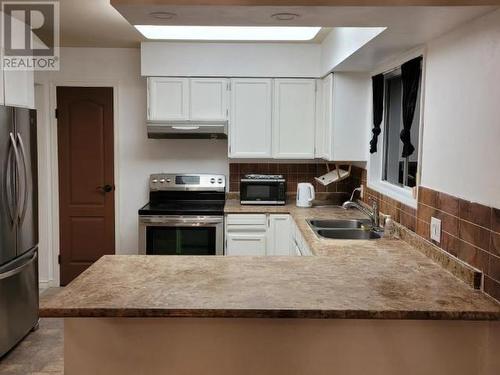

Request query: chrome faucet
[
  {"left": 342, "top": 187, "right": 380, "bottom": 228},
  {"left": 349, "top": 187, "right": 362, "bottom": 202}
]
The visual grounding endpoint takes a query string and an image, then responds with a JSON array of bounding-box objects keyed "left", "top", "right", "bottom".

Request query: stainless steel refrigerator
[{"left": 0, "top": 106, "right": 38, "bottom": 357}]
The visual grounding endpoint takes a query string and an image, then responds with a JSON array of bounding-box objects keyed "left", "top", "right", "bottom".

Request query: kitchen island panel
[{"left": 65, "top": 317, "right": 499, "bottom": 375}]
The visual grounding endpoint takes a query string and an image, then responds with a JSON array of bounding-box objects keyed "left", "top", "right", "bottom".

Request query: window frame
[{"left": 367, "top": 49, "right": 426, "bottom": 209}]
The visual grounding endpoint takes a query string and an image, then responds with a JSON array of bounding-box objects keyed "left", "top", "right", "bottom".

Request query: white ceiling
[{"left": 53, "top": 0, "right": 497, "bottom": 72}]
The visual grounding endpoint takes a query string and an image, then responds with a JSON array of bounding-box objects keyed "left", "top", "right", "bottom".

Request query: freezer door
[
  {"left": 0, "top": 106, "right": 17, "bottom": 266},
  {"left": 0, "top": 248, "right": 38, "bottom": 357},
  {"left": 14, "top": 108, "right": 38, "bottom": 256}
]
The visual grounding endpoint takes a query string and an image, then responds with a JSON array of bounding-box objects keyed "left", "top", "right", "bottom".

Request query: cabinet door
[
  {"left": 331, "top": 73, "right": 370, "bottom": 161},
  {"left": 314, "top": 78, "right": 325, "bottom": 158},
  {"left": 268, "top": 214, "right": 291, "bottom": 256},
  {"left": 4, "top": 69, "right": 34, "bottom": 109},
  {"left": 229, "top": 79, "right": 272, "bottom": 158},
  {"left": 226, "top": 233, "right": 267, "bottom": 256},
  {"left": 273, "top": 79, "right": 316, "bottom": 159},
  {"left": 148, "top": 77, "right": 189, "bottom": 121},
  {"left": 190, "top": 78, "right": 228, "bottom": 121},
  {"left": 317, "top": 74, "right": 333, "bottom": 160},
  {"left": 2, "top": 16, "right": 34, "bottom": 109},
  {"left": 293, "top": 240, "right": 302, "bottom": 256}
]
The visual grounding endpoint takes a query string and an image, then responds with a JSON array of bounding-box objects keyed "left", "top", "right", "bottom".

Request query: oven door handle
[{"left": 139, "top": 216, "right": 223, "bottom": 225}]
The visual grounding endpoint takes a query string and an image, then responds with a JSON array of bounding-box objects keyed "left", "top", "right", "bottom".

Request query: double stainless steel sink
[{"left": 307, "top": 219, "right": 383, "bottom": 240}]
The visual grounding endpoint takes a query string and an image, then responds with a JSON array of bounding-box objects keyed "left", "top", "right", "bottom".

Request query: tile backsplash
[
  {"left": 361, "top": 170, "right": 500, "bottom": 303},
  {"left": 229, "top": 163, "right": 363, "bottom": 195}
]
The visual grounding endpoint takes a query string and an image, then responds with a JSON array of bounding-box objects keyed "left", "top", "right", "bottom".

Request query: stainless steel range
[{"left": 138, "top": 173, "right": 225, "bottom": 255}]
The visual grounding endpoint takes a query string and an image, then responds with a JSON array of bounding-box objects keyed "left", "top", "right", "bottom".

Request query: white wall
[
  {"left": 141, "top": 42, "right": 321, "bottom": 77},
  {"left": 421, "top": 9, "right": 500, "bottom": 209},
  {"left": 320, "top": 27, "right": 385, "bottom": 75},
  {"left": 35, "top": 47, "right": 229, "bottom": 284},
  {"left": 35, "top": 84, "right": 52, "bottom": 286},
  {"left": 141, "top": 29, "right": 385, "bottom": 79}
]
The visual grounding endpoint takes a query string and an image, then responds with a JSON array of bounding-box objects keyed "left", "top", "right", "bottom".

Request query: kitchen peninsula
[{"left": 40, "top": 206, "right": 500, "bottom": 375}]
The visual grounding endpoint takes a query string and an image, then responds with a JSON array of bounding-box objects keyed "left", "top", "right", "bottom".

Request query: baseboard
[{"left": 39, "top": 280, "right": 56, "bottom": 290}]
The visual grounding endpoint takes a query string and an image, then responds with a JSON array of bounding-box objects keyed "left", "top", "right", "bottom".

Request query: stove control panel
[{"left": 149, "top": 173, "right": 226, "bottom": 192}]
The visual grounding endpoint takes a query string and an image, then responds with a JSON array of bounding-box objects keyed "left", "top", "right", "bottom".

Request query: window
[{"left": 382, "top": 69, "right": 421, "bottom": 188}]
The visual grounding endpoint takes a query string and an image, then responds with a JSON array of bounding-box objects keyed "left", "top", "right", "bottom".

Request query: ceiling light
[
  {"left": 149, "top": 12, "right": 177, "bottom": 20},
  {"left": 271, "top": 13, "right": 300, "bottom": 21},
  {"left": 135, "top": 26, "right": 321, "bottom": 41}
]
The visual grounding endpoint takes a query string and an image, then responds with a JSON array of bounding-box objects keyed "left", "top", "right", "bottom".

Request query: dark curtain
[
  {"left": 369, "top": 74, "right": 384, "bottom": 153},
  {"left": 400, "top": 56, "right": 422, "bottom": 158}
]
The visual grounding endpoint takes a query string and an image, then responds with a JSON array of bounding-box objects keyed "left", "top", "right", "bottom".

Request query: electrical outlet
[{"left": 430, "top": 217, "right": 441, "bottom": 243}]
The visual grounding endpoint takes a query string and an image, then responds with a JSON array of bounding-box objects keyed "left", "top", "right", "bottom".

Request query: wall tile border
[{"left": 361, "top": 175, "right": 500, "bottom": 303}]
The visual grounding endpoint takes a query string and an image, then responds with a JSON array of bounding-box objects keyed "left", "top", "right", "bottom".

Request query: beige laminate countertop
[{"left": 40, "top": 201, "right": 500, "bottom": 320}]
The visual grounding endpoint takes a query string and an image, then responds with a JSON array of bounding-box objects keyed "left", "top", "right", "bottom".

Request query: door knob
[{"left": 97, "top": 184, "right": 114, "bottom": 193}]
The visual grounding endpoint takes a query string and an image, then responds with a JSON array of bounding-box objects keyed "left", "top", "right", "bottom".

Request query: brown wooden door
[{"left": 57, "top": 87, "right": 115, "bottom": 286}]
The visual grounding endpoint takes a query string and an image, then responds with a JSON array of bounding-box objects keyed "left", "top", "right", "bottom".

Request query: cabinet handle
[{"left": 233, "top": 237, "right": 260, "bottom": 241}]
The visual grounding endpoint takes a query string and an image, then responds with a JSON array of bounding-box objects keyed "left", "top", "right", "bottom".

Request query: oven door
[
  {"left": 240, "top": 180, "right": 285, "bottom": 205},
  {"left": 139, "top": 216, "right": 224, "bottom": 256}
]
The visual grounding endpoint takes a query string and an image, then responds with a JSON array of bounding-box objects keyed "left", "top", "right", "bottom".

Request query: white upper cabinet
[
  {"left": 1, "top": 28, "right": 34, "bottom": 109},
  {"left": 4, "top": 69, "right": 35, "bottom": 109},
  {"left": 318, "top": 73, "right": 370, "bottom": 161},
  {"left": 148, "top": 77, "right": 229, "bottom": 122},
  {"left": 190, "top": 78, "right": 228, "bottom": 121},
  {"left": 229, "top": 78, "right": 272, "bottom": 158},
  {"left": 272, "top": 79, "right": 316, "bottom": 159},
  {"left": 314, "top": 77, "right": 328, "bottom": 159},
  {"left": 146, "top": 74, "right": 369, "bottom": 162},
  {"left": 148, "top": 77, "right": 189, "bottom": 121}
]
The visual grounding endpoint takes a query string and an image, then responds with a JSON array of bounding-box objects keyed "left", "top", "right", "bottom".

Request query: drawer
[
  {"left": 226, "top": 233, "right": 267, "bottom": 256},
  {"left": 226, "top": 214, "right": 267, "bottom": 226},
  {"left": 226, "top": 225, "right": 267, "bottom": 233}
]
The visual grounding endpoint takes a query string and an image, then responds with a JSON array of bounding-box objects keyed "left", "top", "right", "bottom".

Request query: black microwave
[{"left": 240, "top": 175, "right": 286, "bottom": 205}]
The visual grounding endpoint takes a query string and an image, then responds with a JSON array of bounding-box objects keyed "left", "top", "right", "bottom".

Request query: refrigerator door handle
[
  {"left": 7, "top": 133, "right": 21, "bottom": 225},
  {"left": 0, "top": 251, "right": 37, "bottom": 280},
  {"left": 16, "top": 133, "right": 30, "bottom": 224},
  {"left": 5, "top": 142, "right": 15, "bottom": 223}
]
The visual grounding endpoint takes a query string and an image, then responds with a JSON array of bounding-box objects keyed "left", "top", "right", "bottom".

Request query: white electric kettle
[{"left": 296, "top": 183, "right": 315, "bottom": 208}]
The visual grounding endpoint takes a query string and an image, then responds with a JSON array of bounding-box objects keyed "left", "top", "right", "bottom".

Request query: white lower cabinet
[
  {"left": 226, "top": 233, "right": 267, "bottom": 256},
  {"left": 225, "top": 214, "right": 306, "bottom": 256},
  {"left": 268, "top": 214, "right": 291, "bottom": 256},
  {"left": 290, "top": 218, "right": 312, "bottom": 256},
  {"left": 225, "top": 214, "right": 268, "bottom": 256}
]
